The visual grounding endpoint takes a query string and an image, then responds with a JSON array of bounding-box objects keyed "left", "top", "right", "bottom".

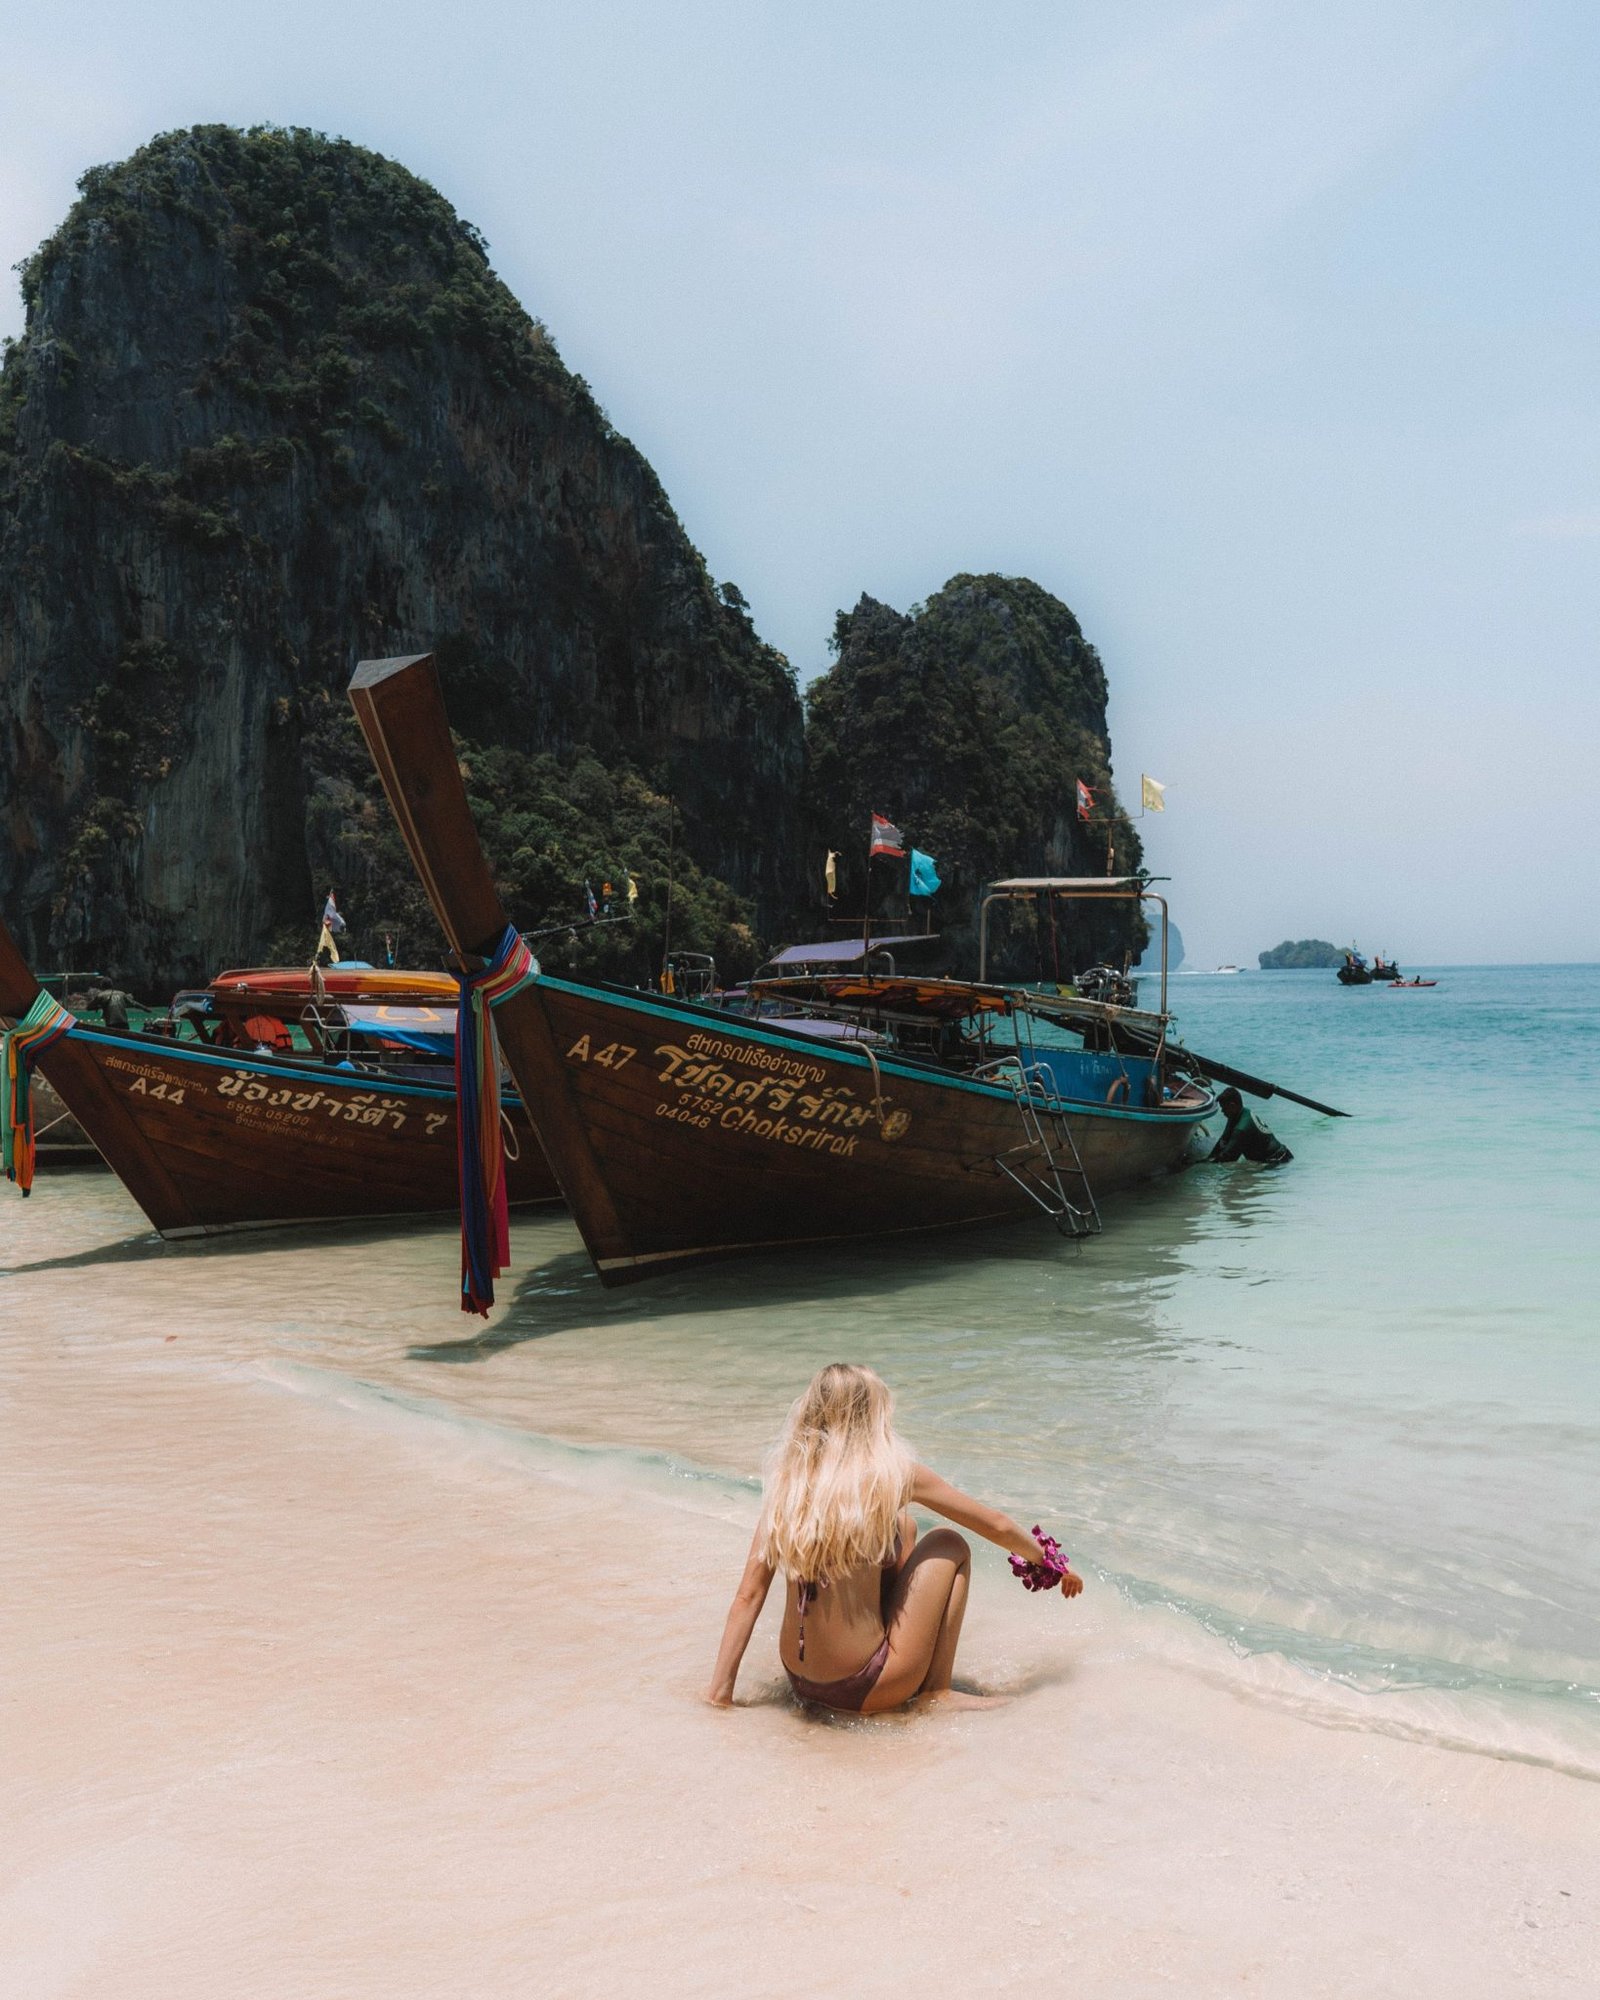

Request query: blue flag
[{"left": 909, "top": 849, "right": 941, "bottom": 898}]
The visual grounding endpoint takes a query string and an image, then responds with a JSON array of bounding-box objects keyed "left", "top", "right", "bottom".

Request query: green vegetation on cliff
[
  {"left": 805, "top": 576, "right": 1144, "bottom": 976},
  {"left": 282, "top": 696, "right": 759, "bottom": 982},
  {"left": 1258, "top": 939, "right": 1344, "bottom": 969}
]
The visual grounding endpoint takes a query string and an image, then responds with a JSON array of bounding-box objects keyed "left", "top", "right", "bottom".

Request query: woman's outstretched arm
[
  {"left": 705, "top": 1530, "right": 777, "bottom": 1705},
  {"left": 910, "top": 1464, "right": 1084, "bottom": 1596}
]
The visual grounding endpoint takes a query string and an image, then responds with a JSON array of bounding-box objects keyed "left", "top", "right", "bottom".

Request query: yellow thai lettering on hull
[{"left": 565, "top": 1018, "right": 912, "bottom": 1148}]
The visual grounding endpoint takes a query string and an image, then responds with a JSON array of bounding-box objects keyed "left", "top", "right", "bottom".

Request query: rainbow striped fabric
[
  {"left": 455, "top": 926, "right": 539, "bottom": 1315},
  {"left": 2, "top": 990, "right": 75, "bottom": 1195}
]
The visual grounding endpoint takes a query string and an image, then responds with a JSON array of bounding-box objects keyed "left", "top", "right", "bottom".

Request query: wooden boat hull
[
  {"left": 512, "top": 975, "right": 1211, "bottom": 1283},
  {"left": 32, "top": 1074, "right": 100, "bottom": 1162},
  {"left": 10, "top": 1026, "right": 558, "bottom": 1235}
]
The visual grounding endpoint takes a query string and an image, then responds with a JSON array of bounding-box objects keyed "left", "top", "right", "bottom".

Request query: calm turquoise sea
[
  {"left": 1013, "top": 964, "right": 1600, "bottom": 1720},
  {"left": 9, "top": 963, "right": 1597, "bottom": 1770}
]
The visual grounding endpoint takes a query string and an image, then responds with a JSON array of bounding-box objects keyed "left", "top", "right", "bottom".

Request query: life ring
[{"left": 1104, "top": 1075, "right": 1130, "bottom": 1106}]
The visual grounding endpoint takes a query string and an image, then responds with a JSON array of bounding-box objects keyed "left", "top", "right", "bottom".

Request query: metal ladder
[{"left": 979, "top": 1057, "right": 1102, "bottom": 1239}]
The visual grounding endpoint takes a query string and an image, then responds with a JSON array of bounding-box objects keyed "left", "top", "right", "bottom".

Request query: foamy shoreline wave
[{"left": 246, "top": 1352, "right": 1600, "bottom": 1783}]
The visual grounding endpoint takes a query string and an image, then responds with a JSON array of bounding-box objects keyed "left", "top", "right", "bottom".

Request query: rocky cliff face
[
  {"left": 804, "top": 575, "right": 1144, "bottom": 975},
  {"left": 0, "top": 125, "right": 801, "bottom": 988}
]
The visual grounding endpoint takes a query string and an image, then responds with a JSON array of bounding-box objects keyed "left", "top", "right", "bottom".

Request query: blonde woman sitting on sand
[{"left": 707, "top": 1363, "right": 1082, "bottom": 1714}]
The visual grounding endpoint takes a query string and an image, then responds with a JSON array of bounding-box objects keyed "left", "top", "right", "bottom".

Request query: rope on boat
[
  {"left": 2, "top": 991, "right": 75, "bottom": 1195},
  {"left": 859, "top": 1040, "right": 888, "bottom": 1126},
  {"left": 455, "top": 926, "right": 539, "bottom": 1316}
]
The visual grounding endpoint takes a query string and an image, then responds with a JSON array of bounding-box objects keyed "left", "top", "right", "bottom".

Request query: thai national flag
[
  {"left": 322, "top": 891, "right": 347, "bottom": 934},
  {"left": 869, "top": 813, "right": 905, "bottom": 859},
  {"left": 1076, "top": 780, "right": 1096, "bottom": 822},
  {"left": 584, "top": 882, "right": 598, "bottom": 920}
]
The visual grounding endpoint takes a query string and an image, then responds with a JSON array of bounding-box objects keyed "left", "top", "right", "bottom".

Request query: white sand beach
[{"left": 4, "top": 1316, "right": 1595, "bottom": 2000}]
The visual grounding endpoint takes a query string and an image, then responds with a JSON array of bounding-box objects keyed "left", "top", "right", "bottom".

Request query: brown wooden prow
[
  {"left": 0, "top": 907, "right": 44, "bottom": 1021},
  {"left": 347, "top": 656, "right": 509, "bottom": 963},
  {"left": 347, "top": 652, "right": 627, "bottom": 1267}
]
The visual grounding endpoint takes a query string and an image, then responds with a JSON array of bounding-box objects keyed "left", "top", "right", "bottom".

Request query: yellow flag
[
  {"left": 627, "top": 873, "right": 639, "bottom": 905},
  {"left": 1141, "top": 774, "right": 1166, "bottom": 813},
  {"left": 824, "top": 850, "right": 838, "bottom": 897},
  {"left": 316, "top": 921, "right": 342, "bottom": 965}
]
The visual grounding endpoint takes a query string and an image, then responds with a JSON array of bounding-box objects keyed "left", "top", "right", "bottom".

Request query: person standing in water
[{"left": 706, "top": 1364, "right": 1081, "bottom": 1714}]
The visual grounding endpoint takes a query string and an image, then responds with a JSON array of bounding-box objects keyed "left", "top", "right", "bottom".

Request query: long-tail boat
[
  {"left": 0, "top": 918, "right": 558, "bottom": 1235},
  {"left": 348, "top": 651, "right": 1219, "bottom": 1287}
]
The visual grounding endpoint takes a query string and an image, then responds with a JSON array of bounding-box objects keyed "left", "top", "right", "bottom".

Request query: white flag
[{"left": 1141, "top": 775, "right": 1166, "bottom": 813}]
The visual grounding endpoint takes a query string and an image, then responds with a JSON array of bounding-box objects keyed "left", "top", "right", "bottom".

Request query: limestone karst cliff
[
  {"left": 804, "top": 576, "right": 1145, "bottom": 976},
  {"left": 0, "top": 125, "right": 801, "bottom": 988}
]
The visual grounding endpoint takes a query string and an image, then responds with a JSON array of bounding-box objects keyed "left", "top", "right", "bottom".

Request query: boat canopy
[
  {"left": 751, "top": 970, "right": 1174, "bottom": 1039},
  {"left": 752, "top": 973, "right": 1015, "bottom": 1019},
  {"left": 988, "top": 877, "right": 1147, "bottom": 891},
  {"left": 763, "top": 935, "right": 938, "bottom": 968}
]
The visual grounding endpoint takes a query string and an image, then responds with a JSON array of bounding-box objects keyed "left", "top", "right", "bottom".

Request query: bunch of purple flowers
[{"left": 1008, "top": 1526, "right": 1071, "bottom": 1592}]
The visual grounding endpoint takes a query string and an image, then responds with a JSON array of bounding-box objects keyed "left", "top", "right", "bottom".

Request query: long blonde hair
[{"left": 759, "top": 1364, "right": 915, "bottom": 1584}]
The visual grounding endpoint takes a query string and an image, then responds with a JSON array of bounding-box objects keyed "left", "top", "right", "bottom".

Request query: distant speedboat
[{"left": 1212, "top": 964, "right": 1242, "bottom": 975}]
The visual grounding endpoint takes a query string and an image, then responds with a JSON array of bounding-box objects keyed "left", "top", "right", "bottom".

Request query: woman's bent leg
[
  {"left": 862, "top": 1528, "right": 971, "bottom": 1713},
  {"left": 918, "top": 1552, "right": 970, "bottom": 1695}
]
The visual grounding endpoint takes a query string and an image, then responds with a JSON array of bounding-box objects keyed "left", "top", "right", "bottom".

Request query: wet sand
[{"left": 4, "top": 1339, "right": 1595, "bottom": 1999}]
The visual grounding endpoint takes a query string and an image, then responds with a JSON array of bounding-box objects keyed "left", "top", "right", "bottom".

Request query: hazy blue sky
[{"left": 3, "top": 1, "right": 1596, "bottom": 962}]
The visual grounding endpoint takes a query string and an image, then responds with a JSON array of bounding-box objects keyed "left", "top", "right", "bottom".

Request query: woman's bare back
[{"left": 777, "top": 1513, "right": 913, "bottom": 1682}]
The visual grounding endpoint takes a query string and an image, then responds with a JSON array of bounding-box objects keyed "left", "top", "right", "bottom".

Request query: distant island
[{"left": 1258, "top": 939, "right": 1344, "bottom": 969}]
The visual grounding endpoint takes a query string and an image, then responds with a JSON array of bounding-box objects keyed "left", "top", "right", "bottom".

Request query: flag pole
[{"left": 661, "top": 797, "right": 675, "bottom": 993}]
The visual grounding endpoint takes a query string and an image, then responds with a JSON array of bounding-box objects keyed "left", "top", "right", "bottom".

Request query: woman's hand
[
  {"left": 705, "top": 1533, "right": 776, "bottom": 1711},
  {"left": 1059, "top": 1567, "right": 1084, "bottom": 1599}
]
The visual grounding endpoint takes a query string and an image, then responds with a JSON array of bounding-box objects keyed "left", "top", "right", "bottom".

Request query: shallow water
[{"left": 5, "top": 964, "right": 1598, "bottom": 1776}]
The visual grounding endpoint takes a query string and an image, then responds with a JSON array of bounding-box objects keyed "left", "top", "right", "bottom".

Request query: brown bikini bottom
[{"left": 786, "top": 1636, "right": 891, "bottom": 1714}]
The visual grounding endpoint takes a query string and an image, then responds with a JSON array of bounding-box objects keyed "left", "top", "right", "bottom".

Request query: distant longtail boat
[
  {"left": 0, "top": 919, "right": 559, "bottom": 1234},
  {"left": 348, "top": 651, "right": 1218, "bottom": 1287}
]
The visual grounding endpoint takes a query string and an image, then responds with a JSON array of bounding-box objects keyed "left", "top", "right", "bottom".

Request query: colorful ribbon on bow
[
  {"left": 3, "top": 990, "right": 75, "bottom": 1195},
  {"left": 455, "top": 925, "right": 539, "bottom": 1315}
]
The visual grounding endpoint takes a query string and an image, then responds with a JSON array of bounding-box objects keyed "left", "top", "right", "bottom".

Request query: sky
[{"left": 2, "top": 0, "right": 1596, "bottom": 964}]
